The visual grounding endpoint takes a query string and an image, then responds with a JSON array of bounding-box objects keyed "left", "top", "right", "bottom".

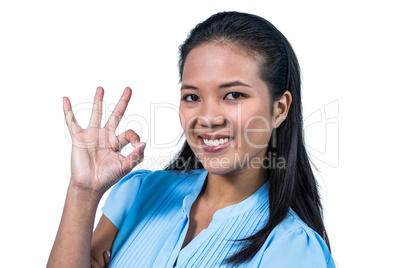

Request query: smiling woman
[
  {"left": 179, "top": 42, "right": 282, "bottom": 176},
  {"left": 47, "top": 11, "right": 335, "bottom": 268}
]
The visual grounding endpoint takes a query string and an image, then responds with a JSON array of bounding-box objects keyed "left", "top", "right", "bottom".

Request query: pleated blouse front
[{"left": 102, "top": 169, "right": 335, "bottom": 268}]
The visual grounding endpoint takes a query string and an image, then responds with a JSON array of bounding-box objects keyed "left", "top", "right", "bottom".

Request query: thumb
[
  {"left": 122, "top": 142, "right": 146, "bottom": 171},
  {"left": 103, "top": 249, "right": 111, "bottom": 267}
]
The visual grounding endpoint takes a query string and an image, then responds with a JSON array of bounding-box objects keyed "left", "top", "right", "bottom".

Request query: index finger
[
  {"left": 63, "top": 96, "right": 82, "bottom": 135},
  {"left": 88, "top": 87, "right": 104, "bottom": 128},
  {"left": 105, "top": 87, "right": 132, "bottom": 132}
]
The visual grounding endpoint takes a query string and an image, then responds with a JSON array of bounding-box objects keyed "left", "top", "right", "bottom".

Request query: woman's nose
[
  {"left": 198, "top": 114, "right": 225, "bottom": 128},
  {"left": 197, "top": 101, "right": 226, "bottom": 128}
]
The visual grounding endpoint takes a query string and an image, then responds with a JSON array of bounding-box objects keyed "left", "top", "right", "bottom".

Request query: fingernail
[
  {"left": 106, "top": 249, "right": 111, "bottom": 258},
  {"left": 96, "top": 87, "right": 103, "bottom": 97},
  {"left": 140, "top": 144, "right": 146, "bottom": 153},
  {"left": 133, "top": 140, "right": 139, "bottom": 149}
]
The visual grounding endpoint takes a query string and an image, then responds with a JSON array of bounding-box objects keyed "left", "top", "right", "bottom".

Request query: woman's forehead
[{"left": 182, "top": 43, "right": 261, "bottom": 85}]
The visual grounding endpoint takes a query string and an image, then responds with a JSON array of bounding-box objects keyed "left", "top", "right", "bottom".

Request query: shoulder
[
  {"left": 108, "top": 169, "right": 151, "bottom": 194},
  {"left": 115, "top": 168, "right": 205, "bottom": 190},
  {"left": 266, "top": 210, "right": 325, "bottom": 245},
  {"left": 260, "top": 210, "right": 335, "bottom": 267},
  {"left": 102, "top": 169, "right": 205, "bottom": 229},
  {"left": 108, "top": 168, "right": 206, "bottom": 202}
]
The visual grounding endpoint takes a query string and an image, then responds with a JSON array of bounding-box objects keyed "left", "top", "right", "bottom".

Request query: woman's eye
[
  {"left": 182, "top": 94, "right": 200, "bottom": 102},
  {"left": 224, "top": 92, "right": 244, "bottom": 100}
]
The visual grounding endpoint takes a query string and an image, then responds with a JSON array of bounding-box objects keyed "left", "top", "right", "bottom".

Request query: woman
[{"left": 48, "top": 11, "right": 335, "bottom": 267}]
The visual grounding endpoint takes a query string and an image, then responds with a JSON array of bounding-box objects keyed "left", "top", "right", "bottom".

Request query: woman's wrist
[{"left": 67, "top": 180, "right": 104, "bottom": 205}]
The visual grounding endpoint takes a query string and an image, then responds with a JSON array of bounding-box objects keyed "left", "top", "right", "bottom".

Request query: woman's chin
[{"left": 198, "top": 159, "right": 237, "bottom": 175}]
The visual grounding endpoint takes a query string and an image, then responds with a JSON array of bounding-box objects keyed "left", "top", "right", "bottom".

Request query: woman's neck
[{"left": 201, "top": 166, "right": 267, "bottom": 209}]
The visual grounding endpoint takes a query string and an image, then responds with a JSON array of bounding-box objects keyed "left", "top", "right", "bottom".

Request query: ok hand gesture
[{"left": 63, "top": 87, "right": 146, "bottom": 194}]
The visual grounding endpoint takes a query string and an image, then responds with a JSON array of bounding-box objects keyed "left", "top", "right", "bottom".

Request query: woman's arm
[
  {"left": 48, "top": 191, "right": 118, "bottom": 268},
  {"left": 91, "top": 215, "right": 119, "bottom": 267},
  {"left": 47, "top": 186, "right": 102, "bottom": 267},
  {"left": 47, "top": 87, "right": 145, "bottom": 267}
]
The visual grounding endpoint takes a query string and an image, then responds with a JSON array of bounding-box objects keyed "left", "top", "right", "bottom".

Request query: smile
[
  {"left": 202, "top": 138, "right": 229, "bottom": 146},
  {"left": 198, "top": 134, "right": 232, "bottom": 153}
]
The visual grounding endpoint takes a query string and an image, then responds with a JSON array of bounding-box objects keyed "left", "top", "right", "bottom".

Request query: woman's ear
[{"left": 273, "top": 90, "right": 292, "bottom": 128}]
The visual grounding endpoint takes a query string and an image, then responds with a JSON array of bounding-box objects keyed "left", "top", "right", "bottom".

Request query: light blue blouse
[{"left": 102, "top": 169, "right": 335, "bottom": 267}]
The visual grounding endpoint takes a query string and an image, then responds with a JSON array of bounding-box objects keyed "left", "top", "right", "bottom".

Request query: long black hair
[{"left": 165, "top": 11, "right": 330, "bottom": 266}]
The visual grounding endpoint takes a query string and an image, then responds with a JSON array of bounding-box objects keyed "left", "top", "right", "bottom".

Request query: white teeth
[{"left": 203, "top": 138, "right": 230, "bottom": 146}]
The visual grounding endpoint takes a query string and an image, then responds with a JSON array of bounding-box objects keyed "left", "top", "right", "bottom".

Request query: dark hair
[{"left": 165, "top": 11, "right": 330, "bottom": 266}]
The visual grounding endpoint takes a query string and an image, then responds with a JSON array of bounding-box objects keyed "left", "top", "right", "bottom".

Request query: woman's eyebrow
[
  {"left": 219, "top": 81, "right": 251, "bottom": 88},
  {"left": 181, "top": 84, "right": 198, "bottom": 90},
  {"left": 181, "top": 81, "right": 251, "bottom": 91}
]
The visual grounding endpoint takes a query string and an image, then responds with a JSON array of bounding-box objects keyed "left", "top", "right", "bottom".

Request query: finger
[
  {"left": 90, "top": 257, "right": 102, "bottom": 268},
  {"left": 105, "top": 87, "right": 132, "bottom": 132},
  {"left": 121, "top": 142, "right": 146, "bottom": 171},
  {"left": 88, "top": 87, "right": 104, "bottom": 128},
  {"left": 103, "top": 250, "right": 111, "bottom": 267},
  {"left": 63, "top": 97, "right": 82, "bottom": 135},
  {"left": 116, "top": 130, "right": 140, "bottom": 151}
]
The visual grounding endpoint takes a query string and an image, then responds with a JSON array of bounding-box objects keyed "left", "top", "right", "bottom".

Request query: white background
[{"left": 1, "top": 1, "right": 401, "bottom": 267}]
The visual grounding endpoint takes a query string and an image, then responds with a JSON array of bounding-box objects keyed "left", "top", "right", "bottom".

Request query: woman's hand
[
  {"left": 63, "top": 86, "right": 146, "bottom": 194},
  {"left": 89, "top": 250, "right": 111, "bottom": 268}
]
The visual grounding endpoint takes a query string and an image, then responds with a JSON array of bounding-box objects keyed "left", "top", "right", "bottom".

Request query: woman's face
[{"left": 179, "top": 42, "right": 275, "bottom": 175}]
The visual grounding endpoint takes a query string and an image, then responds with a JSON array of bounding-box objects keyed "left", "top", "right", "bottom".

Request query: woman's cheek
[
  {"left": 240, "top": 114, "right": 272, "bottom": 149},
  {"left": 179, "top": 108, "right": 199, "bottom": 142},
  {"left": 179, "top": 110, "right": 186, "bottom": 130},
  {"left": 179, "top": 107, "right": 192, "bottom": 130}
]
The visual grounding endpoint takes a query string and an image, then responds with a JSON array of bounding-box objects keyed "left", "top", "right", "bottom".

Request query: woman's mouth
[
  {"left": 202, "top": 137, "right": 229, "bottom": 146},
  {"left": 199, "top": 135, "right": 232, "bottom": 153}
]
